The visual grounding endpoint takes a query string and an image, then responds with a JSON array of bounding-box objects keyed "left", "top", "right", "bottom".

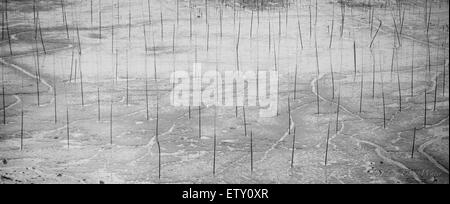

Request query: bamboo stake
[
  {"left": 61, "top": 0, "right": 69, "bottom": 39},
  {"left": 126, "top": 50, "right": 129, "bottom": 105},
  {"left": 359, "top": 68, "right": 364, "bottom": 113},
  {"left": 53, "top": 58, "right": 57, "bottom": 123},
  {"left": 207, "top": 23, "right": 210, "bottom": 51},
  {"left": 20, "top": 100, "right": 24, "bottom": 150},
  {"left": 309, "top": 5, "right": 312, "bottom": 39},
  {"left": 115, "top": 50, "right": 118, "bottom": 82},
  {"left": 411, "top": 42, "right": 414, "bottom": 97},
  {"left": 243, "top": 106, "right": 247, "bottom": 137},
  {"left": 80, "top": 55, "right": 84, "bottom": 107},
  {"left": 66, "top": 107, "right": 70, "bottom": 148},
  {"left": 369, "top": 20, "right": 382, "bottom": 48},
  {"left": 294, "top": 64, "right": 298, "bottom": 100},
  {"left": 297, "top": 13, "right": 303, "bottom": 50},
  {"left": 335, "top": 88, "right": 340, "bottom": 133},
  {"left": 33, "top": 0, "right": 37, "bottom": 38},
  {"left": 288, "top": 96, "right": 291, "bottom": 135},
  {"left": 433, "top": 70, "right": 438, "bottom": 111},
  {"left": 199, "top": 104, "right": 201, "bottom": 139},
  {"left": 325, "top": 122, "right": 331, "bottom": 166},
  {"left": 76, "top": 24, "right": 81, "bottom": 54},
  {"left": 20, "top": 72, "right": 24, "bottom": 150},
  {"left": 340, "top": 3, "right": 345, "bottom": 38},
  {"left": 268, "top": 18, "right": 271, "bottom": 53},
  {"left": 390, "top": 48, "right": 395, "bottom": 78},
  {"left": 147, "top": 0, "right": 151, "bottom": 24},
  {"left": 97, "top": 87, "right": 101, "bottom": 121},
  {"left": 443, "top": 56, "right": 446, "bottom": 97},
  {"left": 290, "top": 127, "right": 296, "bottom": 169},
  {"left": 116, "top": 0, "right": 120, "bottom": 25},
  {"left": 160, "top": 11, "right": 164, "bottom": 41},
  {"left": 315, "top": 0, "right": 318, "bottom": 26},
  {"left": 213, "top": 103, "right": 217, "bottom": 176},
  {"left": 111, "top": 2, "right": 114, "bottom": 54},
  {"left": 110, "top": 94, "right": 113, "bottom": 145},
  {"left": 250, "top": 10, "right": 253, "bottom": 38},
  {"left": 189, "top": 0, "right": 192, "bottom": 40},
  {"left": 315, "top": 31, "right": 320, "bottom": 114},
  {"left": 1, "top": 0, "right": 5, "bottom": 40},
  {"left": 353, "top": 41, "right": 357, "bottom": 76},
  {"left": 205, "top": 0, "right": 208, "bottom": 25},
  {"left": 411, "top": 128, "right": 416, "bottom": 158},
  {"left": 233, "top": 0, "right": 236, "bottom": 28},
  {"left": 128, "top": 6, "right": 132, "bottom": 42},
  {"left": 156, "top": 82, "right": 161, "bottom": 180},
  {"left": 99, "top": 10, "right": 102, "bottom": 40},
  {"left": 90, "top": 0, "right": 93, "bottom": 25},
  {"left": 1, "top": 65, "right": 5, "bottom": 125},
  {"left": 329, "top": 2, "right": 335, "bottom": 49},
  {"left": 257, "top": 0, "right": 260, "bottom": 26},
  {"left": 372, "top": 53, "right": 376, "bottom": 99},
  {"left": 250, "top": 130, "right": 253, "bottom": 174},
  {"left": 236, "top": 15, "right": 241, "bottom": 71},
  {"left": 145, "top": 56, "right": 149, "bottom": 120},
  {"left": 370, "top": 7, "right": 374, "bottom": 37},
  {"left": 278, "top": 10, "right": 281, "bottom": 38},
  {"left": 330, "top": 51, "right": 335, "bottom": 99},
  {"left": 397, "top": 68, "right": 402, "bottom": 112},
  {"left": 424, "top": 89, "right": 427, "bottom": 127},
  {"left": 382, "top": 89, "right": 386, "bottom": 129},
  {"left": 176, "top": 0, "right": 179, "bottom": 25},
  {"left": 74, "top": 59, "right": 78, "bottom": 83},
  {"left": 392, "top": 15, "right": 401, "bottom": 47},
  {"left": 220, "top": 6, "right": 223, "bottom": 39},
  {"left": 235, "top": 17, "right": 241, "bottom": 117},
  {"left": 285, "top": 2, "right": 288, "bottom": 37},
  {"left": 5, "top": 0, "right": 12, "bottom": 55},
  {"left": 35, "top": 53, "right": 40, "bottom": 106}
]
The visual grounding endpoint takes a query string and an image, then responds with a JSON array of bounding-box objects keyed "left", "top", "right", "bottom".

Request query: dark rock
[
  {"left": 99, "top": 180, "right": 105, "bottom": 184},
  {"left": 2, "top": 159, "right": 7, "bottom": 165}
]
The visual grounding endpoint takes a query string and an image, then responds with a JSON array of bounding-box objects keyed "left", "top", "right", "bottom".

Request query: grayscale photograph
[{"left": 0, "top": 0, "right": 448, "bottom": 185}]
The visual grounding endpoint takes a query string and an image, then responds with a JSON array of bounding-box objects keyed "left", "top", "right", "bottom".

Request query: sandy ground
[{"left": 0, "top": 0, "right": 448, "bottom": 184}]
